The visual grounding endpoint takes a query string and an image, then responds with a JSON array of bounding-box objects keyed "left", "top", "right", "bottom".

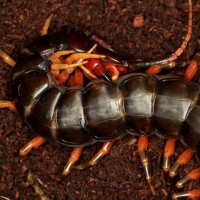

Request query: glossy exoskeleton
[{"left": 12, "top": 26, "right": 200, "bottom": 163}]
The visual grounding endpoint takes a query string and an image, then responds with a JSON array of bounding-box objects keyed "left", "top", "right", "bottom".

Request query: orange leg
[
  {"left": 116, "top": 65, "right": 128, "bottom": 75},
  {"left": 64, "top": 53, "right": 105, "bottom": 65},
  {"left": 176, "top": 167, "right": 200, "bottom": 189},
  {"left": 169, "top": 148, "right": 195, "bottom": 180},
  {"left": 67, "top": 74, "right": 76, "bottom": 88},
  {"left": 145, "top": 65, "right": 162, "bottom": 75},
  {"left": 163, "top": 139, "right": 176, "bottom": 173},
  {"left": 50, "top": 50, "right": 75, "bottom": 64},
  {"left": 145, "top": 61, "right": 188, "bottom": 75},
  {"left": 104, "top": 63, "right": 120, "bottom": 81},
  {"left": 50, "top": 68, "right": 60, "bottom": 79},
  {"left": 55, "top": 147, "right": 83, "bottom": 180},
  {"left": 172, "top": 189, "right": 200, "bottom": 200},
  {"left": 58, "top": 70, "right": 69, "bottom": 85},
  {"left": 56, "top": 44, "right": 98, "bottom": 84},
  {"left": 184, "top": 51, "right": 200, "bottom": 80},
  {"left": 19, "top": 135, "right": 46, "bottom": 158},
  {"left": 74, "top": 68, "right": 84, "bottom": 86},
  {"left": 51, "top": 61, "right": 87, "bottom": 71},
  {"left": 0, "top": 49, "right": 16, "bottom": 67},
  {"left": 138, "top": 135, "right": 155, "bottom": 195},
  {"left": 80, "top": 64, "right": 97, "bottom": 80},
  {"left": 83, "top": 58, "right": 113, "bottom": 83},
  {"left": 40, "top": 13, "right": 55, "bottom": 36},
  {"left": 54, "top": 62, "right": 87, "bottom": 85},
  {"left": 66, "top": 69, "right": 85, "bottom": 87},
  {"left": 0, "top": 100, "right": 16, "bottom": 111},
  {"left": 74, "top": 142, "right": 113, "bottom": 170}
]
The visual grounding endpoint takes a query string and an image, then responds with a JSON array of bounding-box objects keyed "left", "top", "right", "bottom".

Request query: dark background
[{"left": 0, "top": 0, "right": 200, "bottom": 199}]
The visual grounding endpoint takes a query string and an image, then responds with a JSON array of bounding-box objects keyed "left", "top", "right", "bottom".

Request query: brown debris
[
  {"left": 132, "top": 14, "right": 146, "bottom": 28},
  {"left": 23, "top": 172, "right": 49, "bottom": 200}
]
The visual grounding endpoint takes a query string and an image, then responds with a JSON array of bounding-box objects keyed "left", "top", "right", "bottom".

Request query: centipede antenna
[
  {"left": 130, "top": 0, "right": 192, "bottom": 71},
  {"left": 167, "top": 0, "right": 192, "bottom": 63}
]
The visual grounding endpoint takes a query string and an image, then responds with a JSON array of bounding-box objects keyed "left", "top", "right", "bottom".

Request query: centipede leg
[
  {"left": 67, "top": 74, "right": 76, "bottom": 87},
  {"left": 74, "top": 142, "right": 113, "bottom": 170},
  {"left": 74, "top": 68, "right": 84, "bottom": 86},
  {"left": 138, "top": 135, "right": 155, "bottom": 195},
  {"left": 183, "top": 51, "right": 200, "bottom": 81},
  {"left": 40, "top": 13, "right": 55, "bottom": 36},
  {"left": 146, "top": 49, "right": 199, "bottom": 79},
  {"left": 80, "top": 64, "right": 97, "bottom": 80},
  {"left": 19, "top": 135, "right": 46, "bottom": 159},
  {"left": 50, "top": 50, "right": 75, "bottom": 64},
  {"left": 64, "top": 53, "right": 105, "bottom": 65},
  {"left": 0, "top": 49, "right": 17, "bottom": 112},
  {"left": 145, "top": 65, "right": 162, "bottom": 75},
  {"left": 0, "top": 51, "right": 17, "bottom": 111},
  {"left": 176, "top": 166, "right": 200, "bottom": 189},
  {"left": 55, "top": 147, "right": 83, "bottom": 181},
  {"left": 145, "top": 61, "right": 188, "bottom": 75},
  {"left": 56, "top": 63, "right": 82, "bottom": 85},
  {"left": 55, "top": 44, "right": 99, "bottom": 84},
  {"left": 0, "top": 100, "right": 16, "bottom": 111},
  {"left": 172, "top": 189, "right": 200, "bottom": 200},
  {"left": 104, "top": 63, "right": 120, "bottom": 81},
  {"left": 116, "top": 66, "right": 128, "bottom": 75},
  {"left": 0, "top": 49, "right": 16, "bottom": 67},
  {"left": 163, "top": 139, "right": 176, "bottom": 173},
  {"left": 58, "top": 70, "right": 69, "bottom": 85},
  {"left": 53, "top": 62, "right": 87, "bottom": 85},
  {"left": 168, "top": 148, "right": 195, "bottom": 183},
  {"left": 64, "top": 68, "right": 84, "bottom": 87}
]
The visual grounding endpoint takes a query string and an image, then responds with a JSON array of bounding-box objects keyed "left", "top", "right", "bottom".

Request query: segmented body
[{"left": 12, "top": 26, "right": 200, "bottom": 162}]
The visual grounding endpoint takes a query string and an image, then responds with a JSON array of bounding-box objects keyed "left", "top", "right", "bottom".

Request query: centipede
[{"left": 0, "top": 0, "right": 200, "bottom": 199}]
